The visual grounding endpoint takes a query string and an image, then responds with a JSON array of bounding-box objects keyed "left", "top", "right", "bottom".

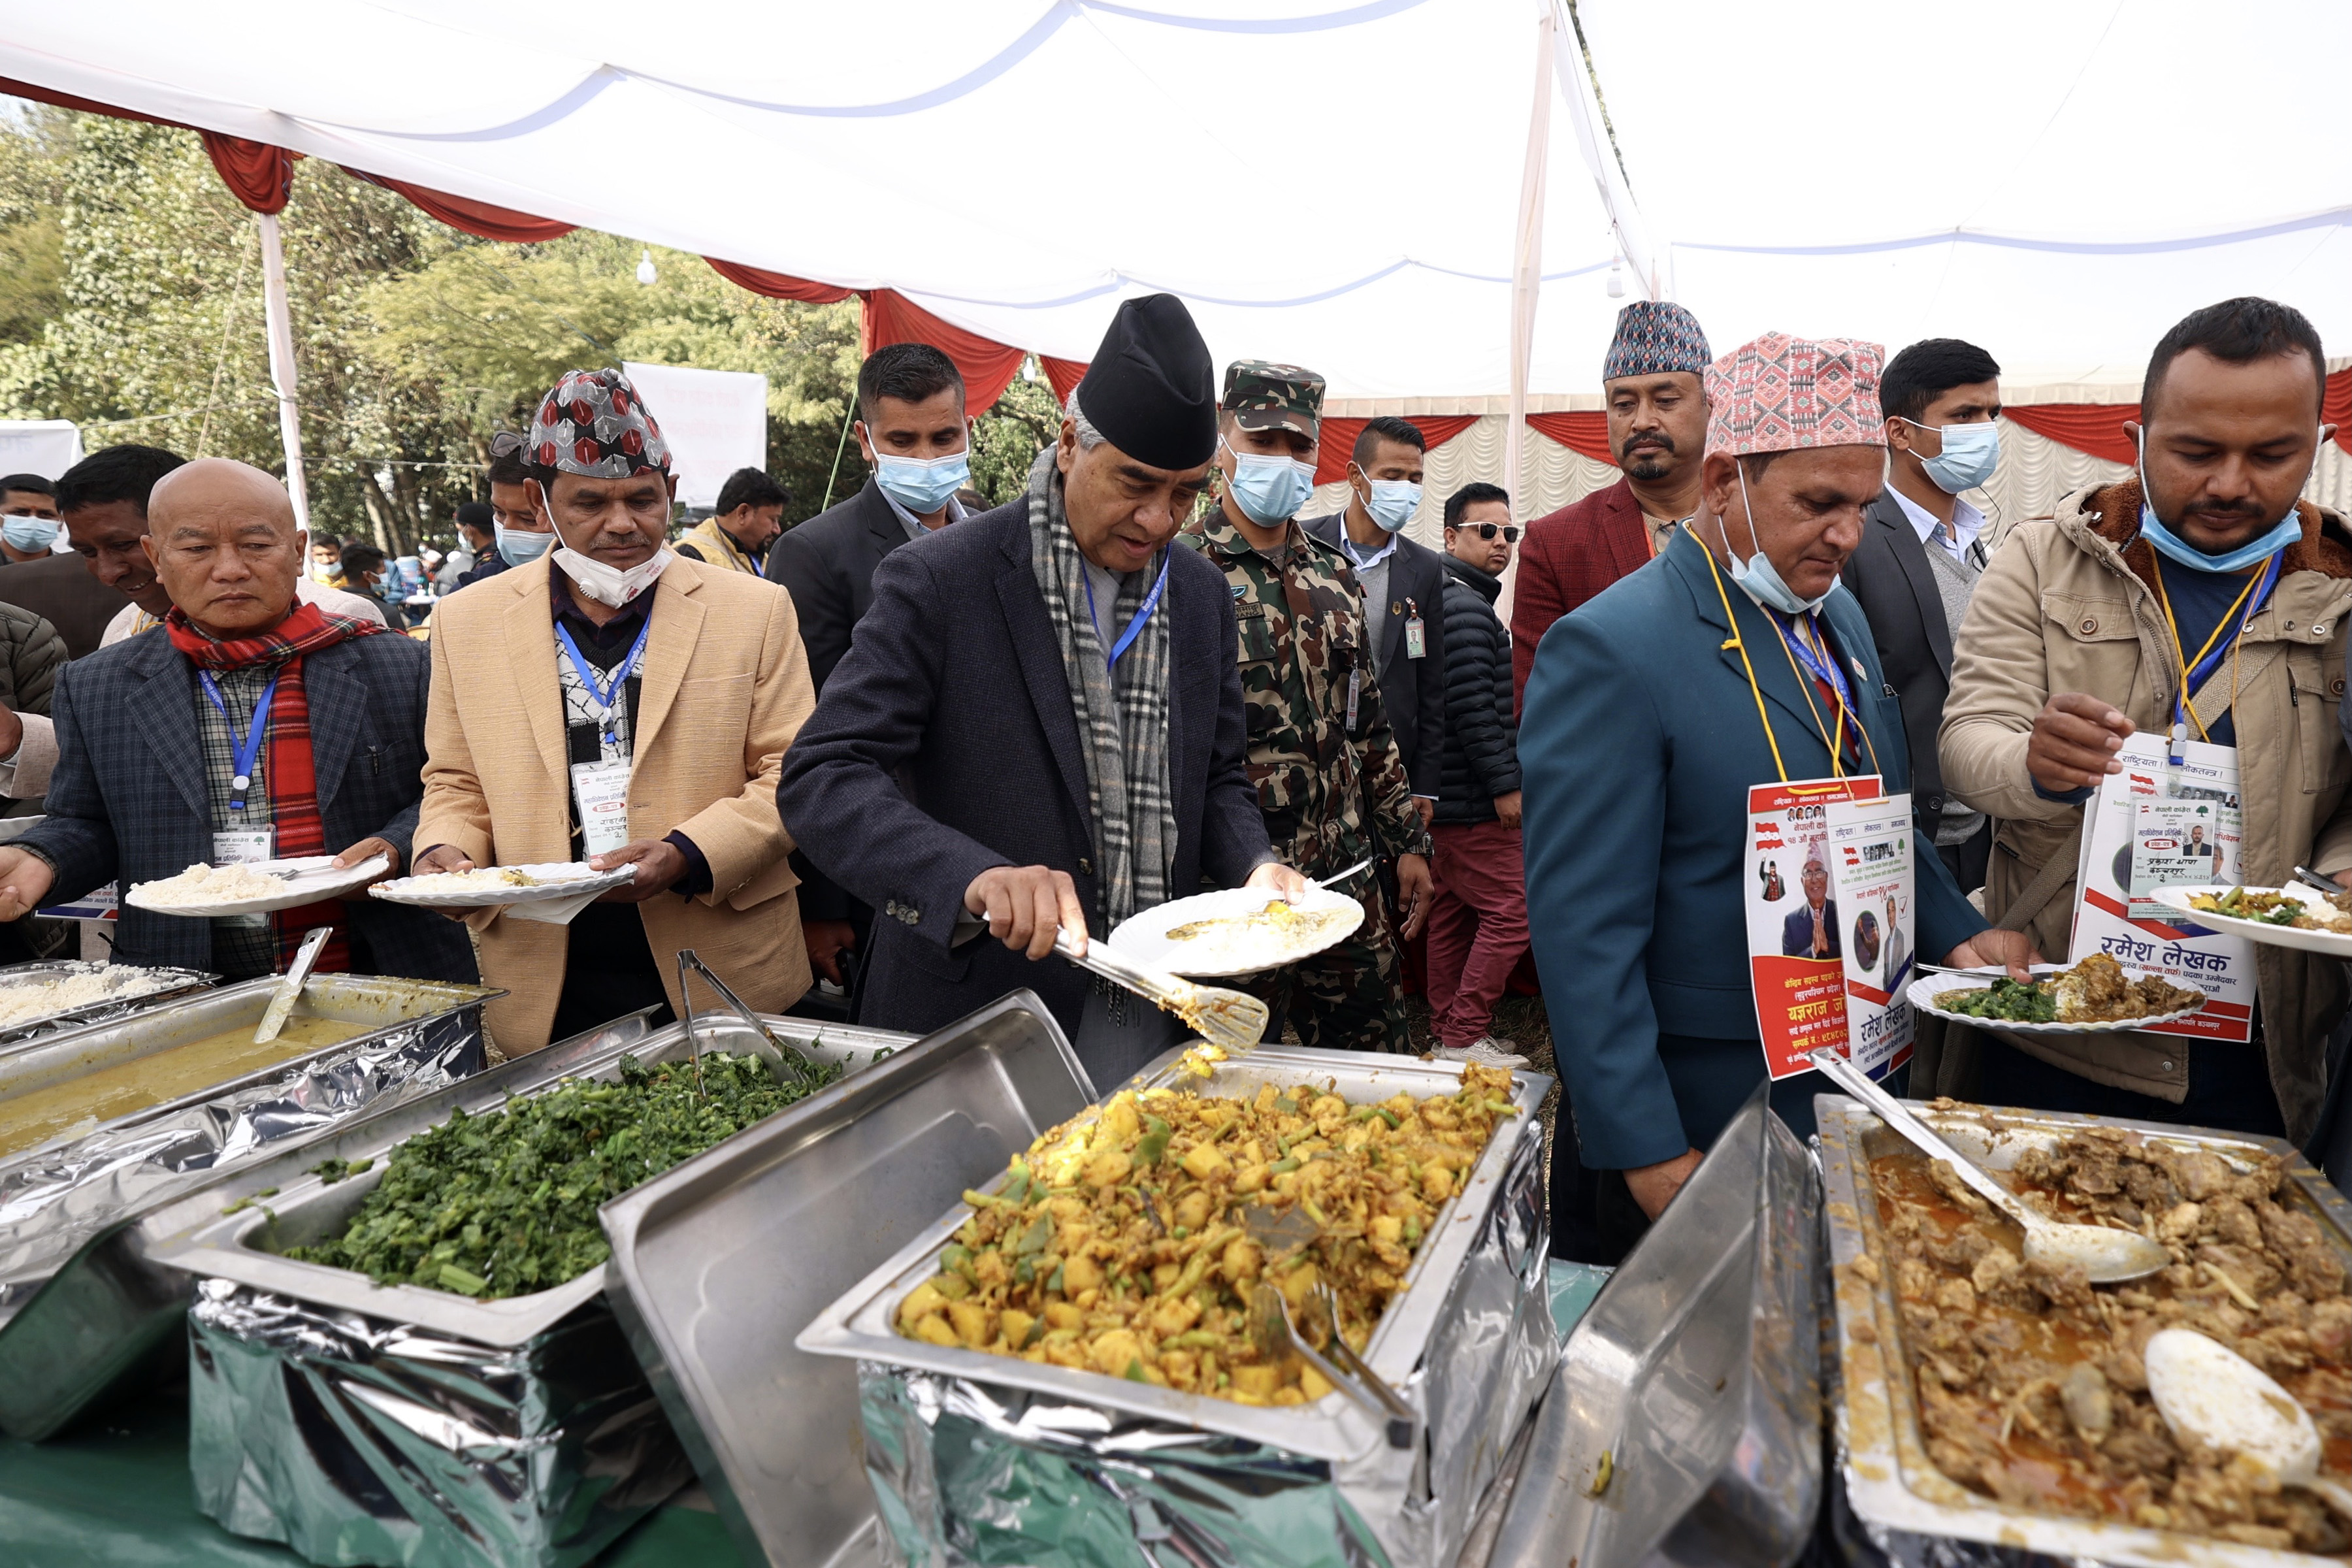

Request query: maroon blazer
[{"left": 1510, "top": 477, "right": 1650, "bottom": 714}]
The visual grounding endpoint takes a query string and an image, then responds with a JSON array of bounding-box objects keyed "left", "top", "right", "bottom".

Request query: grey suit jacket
[
  {"left": 1301, "top": 512, "right": 1447, "bottom": 798},
  {"left": 20, "top": 627, "right": 477, "bottom": 981},
  {"left": 1840, "top": 491, "right": 1969, "bottom": 830}
]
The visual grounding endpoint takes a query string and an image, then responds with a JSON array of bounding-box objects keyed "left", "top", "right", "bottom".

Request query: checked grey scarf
[{"left": 1026, "top": 447, "right": 1175, "bottom": 926}]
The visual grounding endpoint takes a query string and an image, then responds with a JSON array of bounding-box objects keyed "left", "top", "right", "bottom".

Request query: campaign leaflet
[
  {"left": 2072, "top": 732, "right": 2253, "bottom": 1043},
  {"left": 1744, "top": 775, "right": 1883, "bottom": 1080},
  {"left": 1825, "top": 793, "right": 1916, "bottom": 1080}
]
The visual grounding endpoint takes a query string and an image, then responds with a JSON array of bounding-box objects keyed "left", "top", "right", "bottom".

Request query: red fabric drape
[
  {"left": 1524, "top": 410, "right": 1614, "bottom": 463},
  {"left": 1311, "top": 414, "right": 1480, "bottom": 485},
  {"left": 702, "top": 257, "right": 856, "bottom": 304},
  {"left": 1041, "top": 357, "right": 1089, "bottom": 406},
  {"left": 2325, "top": 368, "right": 2352, "bottom": 453},
  {"left": 2003, "top": 403, "right": 2140, "bottom": 465},
  {"left": 861, "top": 289, "right": 1026, "bottom": 411},
  {"left": 198, "top": 132, "right": 297, "bottom": 215},
  {"left": 340, "top": 168, "right": 574, "bottom": 243}
]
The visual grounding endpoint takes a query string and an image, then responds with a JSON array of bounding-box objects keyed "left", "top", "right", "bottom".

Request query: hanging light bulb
[
  {"left": 1605, "top": 255, "right": 1626, "bottom": 299},
  {"left": 636, "top": 249, "right": 658, "bottom": 286}
]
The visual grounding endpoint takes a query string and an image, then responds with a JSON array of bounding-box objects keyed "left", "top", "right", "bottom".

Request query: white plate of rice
[
  {"left": 125, "top": 855, "right": 391, "bottom": 917},
  {"left": 368, "top": 862, "right": 638, "bottom": 908}
]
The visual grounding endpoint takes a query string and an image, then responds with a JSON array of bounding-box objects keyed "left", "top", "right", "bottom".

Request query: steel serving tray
[
  {"left": 798, "top": 1043, "right": 1552, "bottom": 1465},
  {"left": 1479, "top": 1083, "right": 1822, "bottom": 1568},
  {"left": 0, "top": 958, "right": 218, "bottom": 1047},
  {"left": 0, "top": 973, "right": 498, "bottom": 1438},
  {"left": 1820, "top": 1094, "right": 2352, "bottom": 1568},
  {"left": 596, "top": 991, "right": 1094, "bottom": 1568},
  {"left": 144, "top": 1007, "right": 912, "bottom": 1345}
]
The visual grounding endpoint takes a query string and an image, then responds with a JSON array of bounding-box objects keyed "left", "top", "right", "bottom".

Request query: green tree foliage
[{"left": 0, "top": 105, "right": 1062, "bottom": 547}]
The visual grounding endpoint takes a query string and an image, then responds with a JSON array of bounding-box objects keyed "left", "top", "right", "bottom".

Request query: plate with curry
[
  {"left": 1906, "top": 953, "right": 2207, "bottom": 1034},
  {"left": 1109, "top": 885, "right": 1364, "bottom": 977},
  {"left": 2153, "top": 884, "right": 2352, "bottom": 960}
]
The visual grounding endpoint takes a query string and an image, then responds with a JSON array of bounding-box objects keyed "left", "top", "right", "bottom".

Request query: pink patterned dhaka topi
[{"left": 1703, "top": 332, "right": 1886, "bottom": 459}]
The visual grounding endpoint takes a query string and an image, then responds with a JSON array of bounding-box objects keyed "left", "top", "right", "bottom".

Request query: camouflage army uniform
[{"left": 1179, "top": 491, "right": 1431, "bottom": 1054}]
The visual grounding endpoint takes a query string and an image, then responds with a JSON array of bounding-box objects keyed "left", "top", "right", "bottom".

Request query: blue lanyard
[
  {"left": 555, "top": 617, "right": 653, "bottom": 747},
  {"left": 1769, "top": 609, "right": 1853, "bottom": 710},
  {"left": 1081, "top": 552, "right": 1171, "bottom": 672},
  {"left": 198, "top": 670, "right": 280, "bottom": 815}
]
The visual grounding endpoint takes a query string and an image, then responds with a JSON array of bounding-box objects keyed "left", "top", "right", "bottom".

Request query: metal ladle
[
  {"left": 1808, "top": 1047, "right": 2171, "bottom": 1284},
  {"left": 2145, "top": 1327, "right": 2352, "bottom": 1520}
]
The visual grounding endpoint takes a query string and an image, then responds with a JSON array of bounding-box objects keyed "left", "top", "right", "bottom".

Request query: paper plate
[
  {"left": 0, "top": 815, "right": 44, "bottom": 845},
  {"left": 125, "top": 854, "right": 391, "bottom": 918},
  {"left": 368, "top": 862, "right": 638, "bottom": 908},
  {"left": 2149, "top": 883, "right": 2352, "bottom": 959},
  {"left": 1107, "top": 885, "right": 1364, "bottom": 977},
  {"left": 1906, "top": 964, "right": 2206, "bottom": 1034}
]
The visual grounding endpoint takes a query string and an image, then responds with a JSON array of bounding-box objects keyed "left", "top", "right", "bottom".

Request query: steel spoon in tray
[{"left": 1807, "top": 1047, "right": 2170, "bottom": 1282}]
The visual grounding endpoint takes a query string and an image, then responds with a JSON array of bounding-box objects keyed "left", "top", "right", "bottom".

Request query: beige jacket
[
  {"left": 418, "top": 555, "right": 815, "bottom": 1051},
  {"left": 1938, "top": 478, "right": 2352, "bottom": 1139}
]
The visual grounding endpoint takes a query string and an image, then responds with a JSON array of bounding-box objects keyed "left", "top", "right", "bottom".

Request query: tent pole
[
  {"left": 255, "top": 212, "right": 312, "bottom": 535},
  {"left": 1498, "top": 1, "right": 1556, "bottom": 622}
]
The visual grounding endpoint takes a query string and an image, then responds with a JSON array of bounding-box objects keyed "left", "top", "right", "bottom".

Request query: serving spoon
[
  {"left": 1808, "top": 1047, "right": 2172, "bottom": 1284},
  {"left": 1054, "top": 928, "right": 1270, "bottom": 1057},
  {"left": 2145, "top": 1328, "right": 2352, "bottom": 1520}
]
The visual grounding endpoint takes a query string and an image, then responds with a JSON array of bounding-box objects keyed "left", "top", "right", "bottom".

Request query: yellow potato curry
[{"left": 894, "top": 1064, "right": 1518, "bottom": 1407}]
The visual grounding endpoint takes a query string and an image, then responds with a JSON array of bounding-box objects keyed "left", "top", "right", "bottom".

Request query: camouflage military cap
[{"left": 1220, "top": 360, "right": 1326, "bottom": 438}]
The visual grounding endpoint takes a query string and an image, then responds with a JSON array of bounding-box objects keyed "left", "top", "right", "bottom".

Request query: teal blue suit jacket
[{"left": 1520, "top": 529, "right": 1985, "bottom": 1170}]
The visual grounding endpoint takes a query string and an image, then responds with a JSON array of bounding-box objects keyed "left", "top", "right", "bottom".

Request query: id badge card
[
  {"left": 212, "top": 828, "right": 274, "bottom": 864},
  {"left": 570, "top": 760, "right": 632, "bottom": 858},
  {"left": 1346, "top": 668, "right": 1362, "bottom": 733},
  {"left": 1404, "top": 615, "right": 1426, "bottom": 660}
]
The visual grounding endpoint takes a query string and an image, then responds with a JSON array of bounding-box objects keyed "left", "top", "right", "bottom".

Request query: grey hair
[{"left": 1067, "top": 395, "right": 1107, "bottom": 450}]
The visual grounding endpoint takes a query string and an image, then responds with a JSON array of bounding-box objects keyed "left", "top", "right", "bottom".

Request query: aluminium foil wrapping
[
  {"left": 0, "top": 1002, "right": 484, "bottom": 1326},
  {"left": 189, "top": 1279, "right": 691, "bottom": 1568},
  {"left": 855, "top": 1122, "right": 1556, "bottom": 1568}
]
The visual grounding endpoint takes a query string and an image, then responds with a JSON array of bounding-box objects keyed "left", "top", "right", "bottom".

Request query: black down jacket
[{"left": 1435, "top": 553, "right": 1519, "bottom": 825}]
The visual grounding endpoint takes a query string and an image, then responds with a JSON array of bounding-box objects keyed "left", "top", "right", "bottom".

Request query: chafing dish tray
[
  {"left": 1820, "top": 1095, "right": 2352, "bottom": 1568},
  {"left": 147, "top": 1006, "right": 910, "bottom": 1344},
  {"left": 0, "top": 974, "right": 499, "bottom": 1437},
  {"left": 0, "top": 958, "right": 217, "bottom": 1047},
  {"left": 800, "top": 1045, "right": 1554, "bottom": 1462},
  {"left": 597, "top": 991, "right": 1094, "bottom": 1568},
  {"left": 1478, "top": 1082, "right": 1822, "bottom": 1568}
]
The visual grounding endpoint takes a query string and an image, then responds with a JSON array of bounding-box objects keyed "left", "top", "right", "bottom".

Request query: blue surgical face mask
[
  {"left": 1, "top": 516, "right": 58, "bottom": 553},
  {"left": 1903, "top": 417, "right": 2000, "bottom": 495},
  {"left": 2133, "top": 427, "right": 2311, "bottom": 572},
  {"left": 872, "top": 434, "right": 971, "bottom": 516},
  {"left": 1222, "top": 441, "right": 1316, "bottom": 526},
  {"left": 1358, "top": 474, "right": 1422, "bottom": 532},
  {"left": 495, "top": 523, "right": 556, "bottom": 567},
  {"left": 1726, "top": 462, "right": 1832, "bottom": 615}
]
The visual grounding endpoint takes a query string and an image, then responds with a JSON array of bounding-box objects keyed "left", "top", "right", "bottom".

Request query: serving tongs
[
  {"left": 1053, "top": 928, "right": 1270, "bottom": 1056},
  {"left": 676, "top": 949, "right": 827, "bottom": 1090},
  {"left": 1247, "top": 1281, "right": 1414, "bottom": 1448},
  {"left": 1807, "top": 1047, "right": 2170, "bottom": 1284}
]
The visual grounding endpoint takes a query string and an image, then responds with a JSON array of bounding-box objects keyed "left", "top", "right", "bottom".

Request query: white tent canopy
[{"left": 6, "top": 0, "right": 2351, "bottom": 399}]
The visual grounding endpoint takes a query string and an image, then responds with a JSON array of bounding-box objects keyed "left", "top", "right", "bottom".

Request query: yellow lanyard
[
  {"left": 2148, "top": 554, "right": 2261, "bottom": 744},
  {"left": 1691, "top": 525, "right": 1881, "bottom": 783}
]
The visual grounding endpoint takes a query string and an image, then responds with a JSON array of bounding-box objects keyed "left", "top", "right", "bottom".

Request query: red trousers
[{"left": 1424, "top": 818, "right": 1531, "bottom": 1047}]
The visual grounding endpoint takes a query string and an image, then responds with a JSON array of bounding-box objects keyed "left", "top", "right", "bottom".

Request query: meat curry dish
[
  {"left": 895, "top": 1064, "right": 1518, "bottom": 1407},
  {"left": 1868, "top": 1114, "right": 2352, "bottom": 1554}
]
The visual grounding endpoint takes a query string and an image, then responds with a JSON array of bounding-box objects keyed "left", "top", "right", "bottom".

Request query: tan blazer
[{"left": 419, "top": 555, "right": 814, "bottom": 1051}]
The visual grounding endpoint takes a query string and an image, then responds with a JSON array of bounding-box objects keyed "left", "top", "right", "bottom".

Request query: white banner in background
[{"left": 619, "top": 363, "right": 768, "bottom": 512}]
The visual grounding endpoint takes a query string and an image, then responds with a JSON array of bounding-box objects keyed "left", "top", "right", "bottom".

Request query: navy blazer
[
  {"left": 24, "top": 628, "right": 477, "bottom": 983},
  {"left": 1301, "top": 513, "right": 1448, "bottom": 798},
  {"left": 1521, "top": 529, "right": 1983, "bottom": 1170},
  {"left": 764, "top": 476, "right": 907, "bottom": 695},
  {"left": 776, "top": 499, "right": 1271, "bottom": 1039}
]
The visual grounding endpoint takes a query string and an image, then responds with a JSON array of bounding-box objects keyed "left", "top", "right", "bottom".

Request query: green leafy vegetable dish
[
  {"left": 288, "top": 1051, "right": 840, "bottom": 1298},
  {"left": 1931, "top": 977, "right": 2058, "bottom": 1024}
]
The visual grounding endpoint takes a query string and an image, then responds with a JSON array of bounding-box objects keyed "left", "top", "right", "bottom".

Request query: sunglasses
[
  {"left": 489, "top": 431, "right": 527, "bottom": 457},
  {"left": 1457, "top": 523, "right": 1519, "bottom": 542}
]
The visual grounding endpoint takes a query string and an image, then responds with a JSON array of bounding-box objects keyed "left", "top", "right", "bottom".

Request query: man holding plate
[
  {"left": 412, "top": 368, "right": 815, "bottom": 1053},
  {"left": 0, "top": 460, "right": 472, "bottom": 984}
]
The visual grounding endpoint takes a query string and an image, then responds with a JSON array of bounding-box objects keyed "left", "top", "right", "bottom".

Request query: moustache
[
  {"left": 1622, "top": 434, "right": 1676, "bottom": 454},
  {"left": 2180, "top": 499, "right": 2264, "bottom": 521}
]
